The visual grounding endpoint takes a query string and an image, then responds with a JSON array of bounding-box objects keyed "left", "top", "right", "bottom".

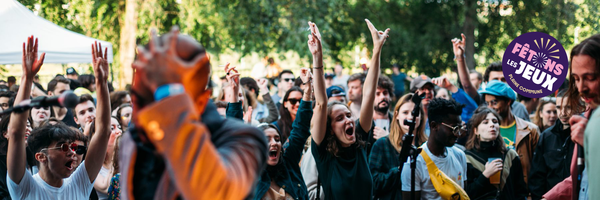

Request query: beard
[{"left": 374, "top": 99, "right": 390, "bottom": 114}]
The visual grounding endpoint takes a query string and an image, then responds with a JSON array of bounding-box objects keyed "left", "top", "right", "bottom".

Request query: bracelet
[
  {"left": 312, "top": 66, "right": 323, "bottom": 70},
  {"left": 453, "top": 54, "right": 466, "bottom": 61},
  {"left": 154, "top": 84, "right": 185, "bottom": 101}
]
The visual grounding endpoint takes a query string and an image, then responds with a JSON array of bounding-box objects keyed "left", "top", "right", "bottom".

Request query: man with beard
[
  {"left": 480, "top": 80, "right": 539, "bottom": 185},
  {"left": 372, "top": 75, "right": 394, "bottom": 140}
]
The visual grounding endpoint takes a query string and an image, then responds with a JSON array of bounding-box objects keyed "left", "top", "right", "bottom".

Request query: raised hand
[
  {"left": 257, "top": 78, "right": 269, "bottom": 96},
  {"left": 134, "top": 27, "right": 208, "bottom": 92},
  {"left": 307, "top": 21, "right": 322, "bottom": 56},
  {"left": 244, "top": 106, "right": 253, "bottom": 124},
  {"left": 299, "top": 68, "right": 313, "bottom": 85},
  {"left": 224, "top": 63, "right": 241, "bottom": 103},
  {"left": 365, "top": 19, "right": 390, "bottom": 51},
  {"left": 92, "top": 41, "right": 109, "bottom": 82},
  {"left": 451, "top": 33, "right": 466, "bottom": 58},
  {"left": 432, "top": 76, "right": 458, "bottom": 93},
  {"left": 22, "top": 35, "right": 46, "bottom": 79}
]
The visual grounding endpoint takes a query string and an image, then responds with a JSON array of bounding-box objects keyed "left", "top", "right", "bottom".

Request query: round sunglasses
[{"left": 42, "top": 143, "right": 87, "bottom": 155}]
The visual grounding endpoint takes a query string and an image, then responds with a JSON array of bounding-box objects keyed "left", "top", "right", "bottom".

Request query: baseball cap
[
  {"left": 66, "top": 67, "right": 78, "bottom": 75},
  {"left": 326, "top": 85, "right": 346, "bottom": 99},
  {"left": 325, "top": 73, "right": 335, "bottom": 79},
  {"left": 410, "top": 75, "right": 434, "bottom": 92},
  {"left": 480, "top": 80, "right": 517, "bottom": 101}
]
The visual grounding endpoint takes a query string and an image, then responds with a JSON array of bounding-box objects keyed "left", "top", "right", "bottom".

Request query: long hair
[
  {"left": 532, "top": 100, "right": 556, "bottom": 131},
  {"left": 389, "top": 93, "right": 427, "bottom": 152},
  {"left": 466, "top": 107, "right": 507, "bottom": 153},
  {"left": 566, "top": 34, "right": 600, "bottom": 116},
  {"left": 324, "top": 101, "right": 365, "bottom": 157},
  {"left": 277, "top": 86, "right": 303, "bottom": 142},
  {"left": 110, "top": 91, "right": 129, "bottom": 112}
]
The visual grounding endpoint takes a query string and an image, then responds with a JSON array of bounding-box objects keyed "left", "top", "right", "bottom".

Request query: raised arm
[
  {"left": 257, "top": 78, "right": 279, "bottom": 123},
  {"left": 7, "top": 36, "right": 45, "bottom": 184},
  {"left": 223, "top": 63, "right": 244, "bottom": 120},
  {"left": 84, "top": 41, "right": 112, "bottom": 182},
  {"left": 133, "top": 27, "right": 267, "bottom": 199},
  {"left": 307, "top": 21, "right": 328, "bottom": 145},
  {"left": 283, "top": 68, "right": 313, "bottom": 163},
  {"left": 360, "top": 19, "right": 390, "bottom": 131},
  {"left": 452, "top": 34, "right": 480, "bottom": 104}
]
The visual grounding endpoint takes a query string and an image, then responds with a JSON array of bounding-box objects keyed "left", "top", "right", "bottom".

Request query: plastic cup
[{"left": 488, "top": 157, "right": 501, "bottom": 184}]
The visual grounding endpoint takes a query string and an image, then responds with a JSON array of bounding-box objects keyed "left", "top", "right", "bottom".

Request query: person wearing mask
[
  {"left": 309, "top": 19, "right": 389, "bottom": 200},
  {"left": 369, "top": 93, "right": 427, "bottom": 200},
  {"left": 480, "top": 80, "right": 540, "bottom": 185},
  {"left": 464, "top": 107, "right": 528, "bottom": 199},
  {"left": 529, "top": 89, "right": 577, "bottom": 200}
]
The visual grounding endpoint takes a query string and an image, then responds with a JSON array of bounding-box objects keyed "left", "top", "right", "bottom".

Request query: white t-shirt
[
  {"left": 401, "top": 143, "right": 467, "bottom": 200},
  {"left": 7, "top": 161, "right": 94, "bottom": 200}
]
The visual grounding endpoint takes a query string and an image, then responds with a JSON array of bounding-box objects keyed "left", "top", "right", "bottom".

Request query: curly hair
[
  {"left": 427, "top": 98, "right": 464, "bottom": 125},
  {"left": 377, "top": 75, "right": 395, "bottom": 99},
  {"left": 325, "top": 101, "right": 365, "bottom": 157}
]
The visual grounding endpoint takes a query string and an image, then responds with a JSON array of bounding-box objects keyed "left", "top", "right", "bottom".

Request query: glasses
[
  {"left": 287, "top": 98, "right": 301, "bottom": 105},
  {"left": 283, "top": 78, "right": 295, "bottom": 82},
  {"left": 42, "top": 143, "right": 87, "bottom": 155},
  {"left": 486, "top": 100, "right": 499, "bottom": 107},
  {"left": 441, "top": 122, "right": 467, "bottom": 137}
]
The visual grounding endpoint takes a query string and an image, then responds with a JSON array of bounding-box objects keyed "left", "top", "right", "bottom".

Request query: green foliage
[{"left": 14, "top": 0, "right": 600, "bottom": 79}]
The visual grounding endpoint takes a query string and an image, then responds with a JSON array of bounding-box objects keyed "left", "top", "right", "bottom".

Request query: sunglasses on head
[
  {"left": 283, "top": 78, "right": 295, "bottom": 82},
  {"left": 43, "top": 143, "right": 87, "bottom": 155},
  {"left": 287, "top": 98, "right": 302, "bottom": 105}
]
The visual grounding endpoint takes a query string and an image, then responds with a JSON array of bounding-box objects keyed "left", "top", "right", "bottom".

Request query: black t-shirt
[
  {"left": 61, "top": 108, "right": 79, "bottom": 128},
  {"left": 311, "top": 119, "right": 374, "bottom": 200}
]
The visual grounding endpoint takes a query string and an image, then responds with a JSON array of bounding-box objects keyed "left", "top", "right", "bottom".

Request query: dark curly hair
[
  {"left": 377, "top": 75, "right": 395, "bottom": 99},
  {"left": 325, "top": 101, "right": 365, "bottom": 157},
  {"left": 27, "top": 123, "right": 84, "bottom": 154},
  {"left": 483, "top": 62, "right": 502, "bottom": 83},
  {"left": 427, "top": 98, "right": 464, "bottom": 125}
]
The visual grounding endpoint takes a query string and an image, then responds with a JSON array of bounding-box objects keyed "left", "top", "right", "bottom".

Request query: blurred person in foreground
[{"left": 121, "top": 27, "right": 267, "bottom": 199}]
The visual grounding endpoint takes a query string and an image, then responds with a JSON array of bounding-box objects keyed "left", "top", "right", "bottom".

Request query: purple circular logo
[{"left": 502, "top": 32, "right": 568, "bottom": 98}]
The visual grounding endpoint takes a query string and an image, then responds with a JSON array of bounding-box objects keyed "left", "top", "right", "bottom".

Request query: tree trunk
[
  {"left": 119, "top": 0, "right": 138, "bottom": 89},
  {"left": 463, "top": 0, "right": 477, "bottom": 70}
]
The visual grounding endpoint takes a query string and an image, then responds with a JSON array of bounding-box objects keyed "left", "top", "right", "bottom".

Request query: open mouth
[
  {"left": 345, "top": 126, "right": 354, "bottom": 136},
  {"left": 65, "top": 160, "right": 75, "bottom": 171},
  {"left": 268, "top": 149, "right": 278, "bottom": 160}
]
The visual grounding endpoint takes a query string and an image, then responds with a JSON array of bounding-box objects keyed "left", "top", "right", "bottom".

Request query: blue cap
[
  {"left": 326, "top": 85, "right": 346, "bottom": 99},
  {"left": 324, "top": 73, "right": 335, "bottom": 79},
  {"left": 480, "top": 80, "right": 516, "bottom": 101}
]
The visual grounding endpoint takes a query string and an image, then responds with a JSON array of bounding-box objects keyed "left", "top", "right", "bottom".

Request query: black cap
[{"left": 66, "top": 67, "right": 78, "bottom": 75}]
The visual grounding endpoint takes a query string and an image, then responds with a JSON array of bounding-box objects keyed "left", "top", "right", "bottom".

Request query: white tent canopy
[{"left": 0, "top": 0, "right": 113, "bottom": 65}]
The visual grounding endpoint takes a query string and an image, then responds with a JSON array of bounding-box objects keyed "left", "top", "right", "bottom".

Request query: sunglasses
[
  {"left": 441, "top": 122, "right": 467, "bottom": 137},
  {"left": 286, "top": 98, "right": 302, "bottom": 105},
  {"left": 283, "top": 78, "right": 295, "bottom": 82},
  {"left": 43, "top": 143, "right": 87, "bottom": 155}
]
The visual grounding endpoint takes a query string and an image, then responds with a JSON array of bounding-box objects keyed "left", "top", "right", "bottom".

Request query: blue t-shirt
[{"left": 391, "top": 73, "right": 407, "bottom": 94}]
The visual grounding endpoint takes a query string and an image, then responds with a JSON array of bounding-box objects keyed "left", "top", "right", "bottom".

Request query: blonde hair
[{"left": 389, "top": 93, "right": 427, "bottom": 152}]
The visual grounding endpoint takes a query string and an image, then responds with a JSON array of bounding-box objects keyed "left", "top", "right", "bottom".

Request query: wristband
[
  {"left": 453, "top": 54, "right": 466, "bottom": 61},
  {"left": 154, "top": 84, "right": 185, "bottom": 101},
  {"left": 313, "top": 66, "right": 323, "bottom": 70}
]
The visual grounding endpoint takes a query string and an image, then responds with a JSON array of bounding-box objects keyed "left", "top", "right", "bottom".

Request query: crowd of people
[{"left": 0, "top": 20, "right": 599, "bottom": 200}]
